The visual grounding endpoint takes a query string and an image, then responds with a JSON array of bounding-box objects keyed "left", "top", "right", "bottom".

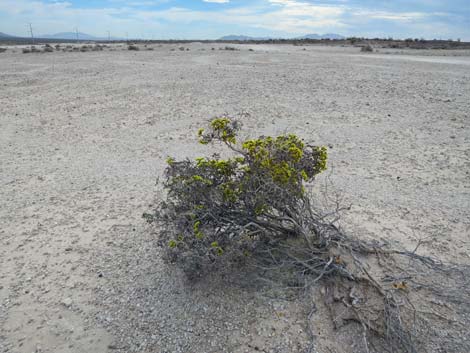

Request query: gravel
[{"left": 1, "top": 42, "right": 469, "bottom": 353}]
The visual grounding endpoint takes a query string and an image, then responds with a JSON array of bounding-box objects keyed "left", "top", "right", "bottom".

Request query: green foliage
[
  {"left": 199, "top": 117, "right": 238, "bottom": 145},
  {"left": 147, "top": 116, "right": 328, "bottom": 278}
]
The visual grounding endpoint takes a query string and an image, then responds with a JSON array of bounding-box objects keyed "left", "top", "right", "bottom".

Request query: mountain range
[
  {"left": 219, "top": 33, "right": 345, "bottom": 40},
  {"left": 0, "top": 31, "right": 119, "bottom": 40},
  {"left": 40, "top": 32, "right": 124, "bottom": 40},
  {"left": 1, "top": 31, "right": 345, "bottom": 41},
  {"left": 0, "top": 32, "right": 16, "bottom": 38},
  {"left": 40, "top": 32, "right": 102, "bottom": 40}
]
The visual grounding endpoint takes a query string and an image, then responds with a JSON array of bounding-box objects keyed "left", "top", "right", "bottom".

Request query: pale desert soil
[{"left": 0, "top": 43, "right": 469, "bottom": 353}]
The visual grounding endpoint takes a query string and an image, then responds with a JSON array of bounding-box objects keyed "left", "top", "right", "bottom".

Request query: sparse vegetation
[
  {"left": 361, "top": 44, "right": 373, "bottom": 52},
  {"left": 0, "top": 47, "right": 6, "bottom": 53},
  {"left": 128, "top": 44, "right": 140, "bottom": 51}
]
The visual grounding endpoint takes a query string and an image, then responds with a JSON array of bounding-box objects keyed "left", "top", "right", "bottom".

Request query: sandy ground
[{"left": 0, "top": 43, "right": 469, "bottom": 353}]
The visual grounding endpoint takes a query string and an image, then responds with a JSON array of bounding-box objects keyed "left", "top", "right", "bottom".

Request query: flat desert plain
[{"left": 0, "top": 43, "right": 469, "bottom": 353}]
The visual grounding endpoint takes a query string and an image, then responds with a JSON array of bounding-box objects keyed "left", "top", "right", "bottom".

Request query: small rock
[{"left": 62, "top": 298, "right": 73, "bottom": 307}]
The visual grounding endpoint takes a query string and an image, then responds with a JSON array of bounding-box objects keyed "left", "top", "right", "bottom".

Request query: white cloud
[
  {"left": 203, "top": 0, "right": 230, "bottom": 3},
  {"left": 356, "top": 10, "right": 428, "bottom": 22}
]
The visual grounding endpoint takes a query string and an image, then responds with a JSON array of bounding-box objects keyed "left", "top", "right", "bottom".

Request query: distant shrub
[
  {"left": 361, "top": 44, "right": 373, "bottom": 52},
  {"left": 0, "top": 47, "right": 7, "bottom": 53},
  {"left": 43, "top": 46, "right": 54, "bottom": 52},
  {"left": 128, "top": 45, "right": 139, "bottom": 51},
  {"left": 22, "top": 48, "right": 31, "bottom": 54}
]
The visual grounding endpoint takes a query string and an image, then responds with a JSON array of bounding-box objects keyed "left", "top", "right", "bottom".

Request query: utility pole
[
  {"left": 107, "top": 31, "right": 111, "bottom": 41},
  {"left": 126, "top": 32, "right": 129, "bottom": 42},
  {"left": 28, "top": 23, "right": 34, "bottom": 43},
  {"left": 74, "top": 27, "right": 79, "bottom": 43}
]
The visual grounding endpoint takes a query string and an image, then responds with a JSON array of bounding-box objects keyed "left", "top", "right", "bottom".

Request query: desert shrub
[
  {"left": 146, "top": 117, "right": 327, "bottom": 278},
  {"left": 22, "top": 48, "right": 31, "bottom": 54},
  {"left": 145, "top": 116, "right": 470, "bottom": 353},
  {"left": 0, "top": 47, "right": 6, "bottom": 53},
  {"left": 128, "top": 45, "right": 139, "bottom": 51},
  {"left": 361, "top": 44, "right": 373, "bottom": 52},
  {"left": 43, "top": 46, "right": 54, "bottom": 53}
]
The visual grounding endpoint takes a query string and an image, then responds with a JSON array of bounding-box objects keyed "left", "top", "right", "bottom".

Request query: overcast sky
[{"left": 1, "top": 0, "right": 469, "bottom": 40}]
